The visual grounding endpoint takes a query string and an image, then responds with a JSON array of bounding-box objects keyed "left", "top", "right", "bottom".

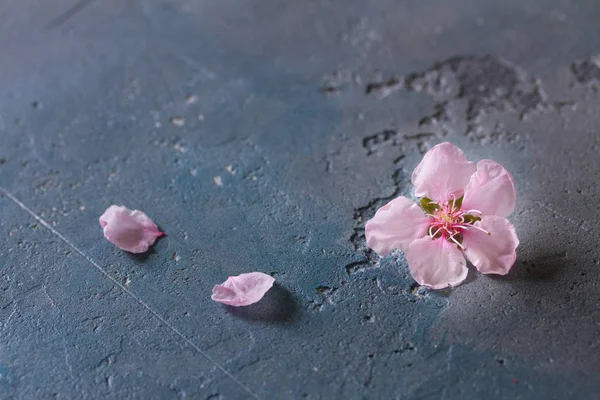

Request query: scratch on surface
[
  {"left": 59, "top": 329, "right": 86, "bottom": 397},
  {"left": 62, "top": 339, "right": 75, "bottom": 380},
  {"left": 1, "top": 306, "right": 17, "bottom": 332},
  {"left": 45, "top": 0, "right": 97, "bottom": 30},
  {"left": 445, "top": 345, "right": 454, "bottom": 374},
  {"left": 41, "top": 285, "right": 56, "bottom": 307},
  {"left": 536, "top": 201, "right": 591, "bottom": 232},
  {"left": 138, "top": 1, "right": 217, "bottom": 86},
  {"left": 0, "top": 187, "right": 260, "bottom": 400}
]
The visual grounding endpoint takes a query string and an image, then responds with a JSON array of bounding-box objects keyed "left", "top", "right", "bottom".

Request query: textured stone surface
[{"left": 1, "top": 0, "right": 599, "bottom": 398}]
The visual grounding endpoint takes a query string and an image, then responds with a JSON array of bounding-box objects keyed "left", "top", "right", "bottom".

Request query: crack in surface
[
  {"left": 45, "top": 0, "right": 98, "bottom": 30},
  {"left": 572, "top": 56, "right": 600, "bottom": 87},
  {"left": 364, "top": 55, "right": 570, "bottom": 145},
  {"left": 345, "top": 130, "right": 437, "bottom": 275}
]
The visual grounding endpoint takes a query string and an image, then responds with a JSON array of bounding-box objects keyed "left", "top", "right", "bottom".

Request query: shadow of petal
[
  {"left": 127, "top": 246, "right": 157, "bottom": 262},
  {"left": 225, "top": 284, "right": 300, "bottom": 323}
]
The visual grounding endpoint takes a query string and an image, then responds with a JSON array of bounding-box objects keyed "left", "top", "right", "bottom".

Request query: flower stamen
[
  {"left": 448, "top": 194, "right": 456, "bottom": 212},
  {"left": 448, "top": 234, "right": 465, "bottom": 250},
  {"left": 424, "top": 196, "right": 490, "bottom": 246},
  {"left": 469, "top": 224, "right": 491, "bottom": 235},
  {"left": 463, "top": 209, "right": 483, "bottom": 215}
]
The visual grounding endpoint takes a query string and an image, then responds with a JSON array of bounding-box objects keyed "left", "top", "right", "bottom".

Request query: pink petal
[
  {"left": 211, "top": 272, "right": 275, "bottom": 307},
  {"left": 365, "top": 196, "right": 430, "bottom": 256},
  {"left": 405, "top": 237, "right": 468, "bottom": 289},
  {"left": 462, "top": 159, "right": 516, "bottom": 218},
  {"left": 463, "top": 215, "right": 519, "bottom": 275},
  {"left": 99, "top": 205, "right": 164, "bottom": 253},
  {"left": 411, "top": 142, "right": 476, "bottom": 202}
]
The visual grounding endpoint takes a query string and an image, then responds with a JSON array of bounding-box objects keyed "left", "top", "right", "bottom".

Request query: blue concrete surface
[{"left": 1, "top": 0, "right": 600, "bottom": 398}]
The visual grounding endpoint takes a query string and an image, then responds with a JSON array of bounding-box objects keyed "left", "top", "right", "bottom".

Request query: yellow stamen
[{"left": 440, "top": 212, "right": 452, "bottom": 223}]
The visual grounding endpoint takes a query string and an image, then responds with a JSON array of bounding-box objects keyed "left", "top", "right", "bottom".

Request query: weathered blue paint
[{"left": 1, "top": 0, "right": 599, "bottom": 398}]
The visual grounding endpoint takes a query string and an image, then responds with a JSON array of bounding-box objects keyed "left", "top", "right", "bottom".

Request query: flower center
[
  {"left": 422, "top": 196, "right": 489, "bottom": 250},
  {"left": 439, "top": 212, "right": 453, "bottom": 223}
]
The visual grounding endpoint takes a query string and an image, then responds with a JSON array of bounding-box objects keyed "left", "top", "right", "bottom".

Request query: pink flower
[
  {"left": 99, "top": 205, "right": 164, "bottom": 253},
  {"left": 365, "top": 142, "right": 519, "bottom": 289},
  {"left": 212, "top": 272, "right": 275, "bottom": 307}
]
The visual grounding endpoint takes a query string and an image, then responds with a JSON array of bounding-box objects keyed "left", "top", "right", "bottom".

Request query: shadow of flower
[{"left": 491, "top": 251, "right": 568, "bottom": 283}]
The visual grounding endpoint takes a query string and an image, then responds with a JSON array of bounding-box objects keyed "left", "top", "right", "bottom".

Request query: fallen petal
[
  {"left": 212, "top": 272, "right": 275, "bottom": 307},
  {"left": 365, "top": 196, "right": 430, "bottom": 256},
  {"left": 462, "top": 159, "right": 517, "bottom": 218},
  {"left": 405, "top": 237, "right": 468, "bottom": 289},
  {"left": 463, "top": 215, "right": 519, "bottom": 275},
  {"left": 99, "top": 205, "right": 164, "bottom": 253},
  {"left": 411, "top": 142, "right": 476, "bottom": 202}
]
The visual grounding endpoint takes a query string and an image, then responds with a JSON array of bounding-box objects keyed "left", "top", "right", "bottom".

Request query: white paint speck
[
  {"left": 213, "top": 176, "right": 223, "bottom": 186},
  {"left": 170, "top": 116, "right": 185, "bottom": 127},
  {"left": 173, "top": 143, "right": 186, "bottom": 153},
  {"left": 185, "top": 94, "right": 198, "bottom": 105},
  {"left": 225, "top": 165, "right": 235, "bottom": 175},
  {"left": 197, "top": 114, "right": 205, "bottom": 121},
  {"left": 189, "top": 169, "right": 197, "bottom": 176}
]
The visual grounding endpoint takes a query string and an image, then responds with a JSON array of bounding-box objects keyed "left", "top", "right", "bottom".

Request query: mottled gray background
[{"left": 1, "top": 0, "right": 599, "bottom": 399}]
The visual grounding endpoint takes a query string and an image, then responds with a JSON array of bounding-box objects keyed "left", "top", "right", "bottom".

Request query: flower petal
[
  {"left": 463, "top": 215, "right": 519, "bottom": 275},
  {"left": 211, "top": 272, "right": 275, "bottom": 307},
  {"left": 365, "top": 196, "right": 430, "bottom": 256},
  {"left": 411, "top": 142, "right": 476, "bottom": 202},
  {"left": 462, "top": 160, "right": 516, "bottom": 218},
  {"left": 405, "top": 237, "right": 468, "bottom": 289},
  {"left": 99, "top": 205, "right": 164, "bottom": 253}
]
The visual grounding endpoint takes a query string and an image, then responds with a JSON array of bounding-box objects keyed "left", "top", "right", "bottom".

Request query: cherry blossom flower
[
  {"left": 212, "top": 272, "right": 275, "bottom": 307},
  {"left": 99, "top": 205, "right": 164, "bottom": 253},
  {"left": 365, "top": 142, "right": 519, "bottom": 289}
]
